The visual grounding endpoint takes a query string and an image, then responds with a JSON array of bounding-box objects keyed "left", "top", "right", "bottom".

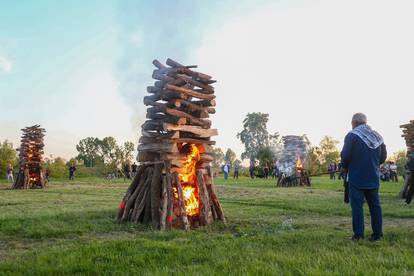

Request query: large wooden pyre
[
  {"left": 117, "top": 58, "right": 225, "bottom": 230},
  {"left": 12, "top": 125, "right": 46, "bottom": 189}
]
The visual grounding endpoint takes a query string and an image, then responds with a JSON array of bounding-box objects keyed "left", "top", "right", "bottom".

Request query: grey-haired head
[{"left": 352, "top": 113, "right": 367, "bottom": 129}]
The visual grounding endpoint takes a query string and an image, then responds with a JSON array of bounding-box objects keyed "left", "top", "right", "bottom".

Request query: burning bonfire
[
  {"left": 12, "top": 125, "right": 46, "bottom": 189},
  {"left": 117, "top": 58, "right": 225, "bottom": 230},
  {"left": 277, "top": 157, "right": 311, "bottom": 187}
]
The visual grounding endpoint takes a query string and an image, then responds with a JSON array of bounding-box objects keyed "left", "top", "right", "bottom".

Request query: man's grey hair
[{"left": 352, "top": 113, "right": 367, "bottom": 125}]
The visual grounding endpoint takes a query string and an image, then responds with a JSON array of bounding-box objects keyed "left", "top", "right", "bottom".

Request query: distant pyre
[{"left": 12, "top": 125, "right": 46, "bottom": 189}]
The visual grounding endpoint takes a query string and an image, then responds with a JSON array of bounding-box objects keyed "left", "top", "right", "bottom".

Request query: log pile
[
  {"left": 12, "top": 125, "right": 46, "bottom": 189},
  {"left": 399, "top": 120, "right": 414, "bottom": 201},
  {"left": 401, "top": 120, "right": 414, "bottom": 156},
  {"left": 117, "top": 58, "right": 225, "bottom": 230}
]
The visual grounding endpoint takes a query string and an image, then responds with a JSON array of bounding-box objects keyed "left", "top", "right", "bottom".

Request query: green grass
[{"left": 0, "top": 176, "right": 413, "bottom": 275}]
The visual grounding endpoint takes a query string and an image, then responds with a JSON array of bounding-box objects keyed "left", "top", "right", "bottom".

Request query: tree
[
  {"left": 307, "top": 136, "right": 340, "bottom": 174},
  {"left": 319, "top": 136, "right": 340, "bottom": 168},
  {"left": 76, "top": 137, "right": 102, "bottom": 167},
  {"left": 117, "top": 141, "right": 135, "bottom": 164},
  {"left": 257, "top": 146, "right": 275, "bottom": 168},
  {"left": 307, "top": 146, "right": 323, "bottom": 174},
  {"left": 100, "top": 137, "right": 119, "bottom": 165},
  {"left": 224, "top": 148, "right": 236, "bottom": 166},
  {"left": 0, "top": 140, "right": 17, "bottom": 176},
  {"left": 212, "top": 147, "right": 224, "bottom": 171},
  {"left": 237, "top": 112, "right": 272, "bottom": 162},
  {"left": 47, "top": 157, "right": 67, "bottom": 178}
]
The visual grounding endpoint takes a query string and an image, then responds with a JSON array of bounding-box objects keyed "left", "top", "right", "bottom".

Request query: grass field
[{"left": 0, "top": 176, "right": 413, "bottom": 275}]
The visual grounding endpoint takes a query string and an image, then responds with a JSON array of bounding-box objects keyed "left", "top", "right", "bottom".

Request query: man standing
[
  {"left": 389, "top": 162, "right": 398, "bottom": 182},
  {"left": 233, "top": 162, "right": 239, "bottom": 180},
  {"left": 223, "top": 163, "right": 229, "bottom": 180},
  {"left": 69, "top": 164, "right": 76, "bottom": 180},
  {"left": 328, "top": 162, "right": 337, "bottom": 180},
  {"left": 341, "top": 113, "right": 387, "bottom": 241},
  {"left": 6, "top": 163, "right": 14, "bottom": 183}
]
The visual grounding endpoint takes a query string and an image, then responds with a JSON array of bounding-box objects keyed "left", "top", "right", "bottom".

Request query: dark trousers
[
  {"left": 330, "top": 172, "right": 336, "bottom": 180},
  {"left": 390, "top": 171, "right": 398, "bottom": 182},
  {"left": 233, "top": 171, "right": 239, "bottom": 179},
  {"left": 350, "top": 186, "right": 383, "bottom": 238}
]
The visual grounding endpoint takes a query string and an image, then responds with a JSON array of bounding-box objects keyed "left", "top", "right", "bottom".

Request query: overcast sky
[{"left": 1, "top": 0, "right": 413, "bottom": 160}]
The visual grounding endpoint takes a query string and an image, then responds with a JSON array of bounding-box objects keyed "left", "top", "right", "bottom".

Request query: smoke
[{"left": 116, "top": 0, "right": 215, "bottom": 130}]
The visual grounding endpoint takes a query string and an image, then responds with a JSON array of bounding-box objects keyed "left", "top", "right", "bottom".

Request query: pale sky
[{"left": 1, "top": 0, "right": 413, "bottom": 160}]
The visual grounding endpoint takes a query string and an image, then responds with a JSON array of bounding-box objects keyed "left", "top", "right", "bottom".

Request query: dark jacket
[{"left": 341, "top": 133, "right": 387, "bottom": 189}]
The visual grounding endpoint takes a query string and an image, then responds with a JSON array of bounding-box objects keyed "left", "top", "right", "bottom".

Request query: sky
[{"left": 1, "top": 0, "right": 413, "bottom": 161}]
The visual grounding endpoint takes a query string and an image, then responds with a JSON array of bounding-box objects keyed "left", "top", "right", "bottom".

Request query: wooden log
[
  {"left": 165, "top": 163, "right": 174, "bottom": 230},
  {"left": 142, "top": 120, "right": 164, "bottom": 131},
  {"left": 205, "top": 174, "right": 226, "bottom": 223},
  {"left": 143, "top": 170, "right": 154, "bottom": 224},
  {"left": 197, "top": 170, "right": 212, "bottom": 226},
  {"left": 149, "top": 105, "right": 211, "bottom": 128},
  {"left": 160, "top": 175, "right": 168, "bottom": 230},
  {"left": 138, "top": 143, "right": 178, "bottom": 153},
  {"left": 120, "top": 167, "right": 149, "bottom": 222},
  {"left": 191, "top": 99, "right": 216, "bottom": 107},
  {"left": 166, "top": 58, "right": 213, "bottom": 81},
  {"left": 200, "top": 153, "right": 214, "bottom": 162},
  {"left": 164, "top": 124, "right": 218, "bottom": 138},
  {"left": 166, "top": 84, "right": 215, "bottom": 100},
  {"left": 141, "top": 130, "right": 179, "bottom": 139},
  {"left": 131, "top": 168, "right": 153, "bottom": 222},
  {"left": 137, "top": 152, "right": 160, "bottom": 162},
  {"left": 150, "top": 163, "right": 163, "bottom": 229},
  {"left": 173, "top": 99, "right": 215, "bottom": 114},
  {"left": 152, "top": 59, "right": 166, "bottom": 69},
  {"left": 173, "top": 172, "right": 190, "bottom": 230}
]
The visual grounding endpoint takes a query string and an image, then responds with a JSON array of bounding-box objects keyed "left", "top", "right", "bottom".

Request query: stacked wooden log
[
  {"left": 399, "top": 120, "right": 414, "bottom": 200},
  {"left": 401, "top": 120, "right": 414, "bottom": 156},
  {"left": 12, "top": 125, "right": 46, "bottom": 189},
  {"left": 117, "top": 58, "right": 225, "bottom": 230}
]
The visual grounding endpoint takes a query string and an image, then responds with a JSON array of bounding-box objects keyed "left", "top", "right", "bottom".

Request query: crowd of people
[{"left": 327, "top": 161, "right": 399, "bottom": 183}]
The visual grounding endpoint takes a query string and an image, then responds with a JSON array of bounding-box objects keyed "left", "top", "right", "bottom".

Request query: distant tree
[
  {"left": 76, "top": 137, "right": 102, "bottom": 167},
  {"left": 47, "top": 157, "right": 67, "bottom": 178},
  {"left": 307, "top": 136, "right": 340, "bottom": 174},
  {"left": 0, "top": 140, "right": 17, "bottom": 176},
  {"left": 212, "top": 147, "right": 224, "bottom": 171},
  {"left": 307, "top": 146, "right": 323, "bottom": 174},
  {"left": 117, "top": 141, "right": 135, "bottom": 164},
  {"left": 257, "top": 146, "right": 275, "bottom": 168},
  {"left": 224, "top": 148, "right": 236, "bottom": 166},
  {"left": 100, "top": 137, "right": 119, "bottom": 165},
  {"left": 237, "top": 112, "right": 274, "bottom": 162},
  {"left": 319, "top": 136, "right": 340, "bottom": 168}
]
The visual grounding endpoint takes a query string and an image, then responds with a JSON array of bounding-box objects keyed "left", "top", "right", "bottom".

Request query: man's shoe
[
  {"left": 369, "top": 234, "right": 383, "bottom": 242},
  {"left": 350, "top": 235, "right": 363, "bottom": 241}
]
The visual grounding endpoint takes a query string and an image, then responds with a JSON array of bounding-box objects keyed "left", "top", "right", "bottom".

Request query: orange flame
[
  {"left": 296, "top": 158, "right": 304, "bottom": 170},
  {"left": 178, "top": 144, "right": 201, "bottom": 217}
]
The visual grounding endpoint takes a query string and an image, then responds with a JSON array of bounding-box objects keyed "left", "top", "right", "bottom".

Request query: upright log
[
  {"left": 197, "top": 170, "right": 212, "bottom": 226},
  {"left": 150, "top": 163, "right": 163, "bottom": 229},
  {"left": 173, "top": 172, "right": 190, "bottom": 230}
]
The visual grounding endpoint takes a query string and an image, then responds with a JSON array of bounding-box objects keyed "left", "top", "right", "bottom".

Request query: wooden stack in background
[
  {"left": 401, "top": 120, "right": 414, "bottom": 157},
  {"left": 399, "top": 120, "right": 414, "bottom": 200},
  {"left": 12, "top": 125, "right": 46, "bottom": 189},
  {"left": 117, "top": 58, "right": 225, "bottom": 230}
]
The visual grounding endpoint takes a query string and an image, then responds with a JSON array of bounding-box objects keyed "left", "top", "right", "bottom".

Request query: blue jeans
[
  {"left": 350, "top": 186, "right": 383, "bottom": 238},
  {"left": 224, "top": 172, "right": 228, "bottom": 180}
]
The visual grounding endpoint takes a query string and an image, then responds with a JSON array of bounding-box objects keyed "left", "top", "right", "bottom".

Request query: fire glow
[
  {"left": 178, "top": 144, "right": 201, "bottom": 217},
  {"left": 296, "top": 158, "right": 304, "bottom": 171}
]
